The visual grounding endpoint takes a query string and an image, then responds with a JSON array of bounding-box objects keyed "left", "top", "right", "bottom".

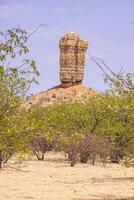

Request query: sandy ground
[{"left": 0, "top": 152, "right": 134, "bottom": 200}]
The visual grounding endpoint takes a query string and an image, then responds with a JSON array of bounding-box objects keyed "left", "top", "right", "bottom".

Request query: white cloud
[
  {"left": 54, "top": 5, "right": 86, "bottom": 13},
  {"left": 0, "top": 3, "right": 31, "bottom": 19},
  {"left": 55, "top": 7, "right": 65, "bottom": 13}
]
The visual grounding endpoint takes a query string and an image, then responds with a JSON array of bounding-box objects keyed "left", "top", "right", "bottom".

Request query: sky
[{"left": 1, "top": 0, "right": 134, "bottom": 94}]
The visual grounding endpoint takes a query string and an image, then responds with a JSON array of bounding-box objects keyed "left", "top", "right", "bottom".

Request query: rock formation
[
  {"left": 24, "top": 33, "right": 97, "bottom": 109},
  {"left": 59, "top": 32, "right": 88, "bottom": 88},
  {"left": 24, "top": 85, "right": 96, "bottom": 109}
]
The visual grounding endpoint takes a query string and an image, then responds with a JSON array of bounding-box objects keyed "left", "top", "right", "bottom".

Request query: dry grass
[{"left": 0, "top": 152, "right": 134, "bottom": 200}]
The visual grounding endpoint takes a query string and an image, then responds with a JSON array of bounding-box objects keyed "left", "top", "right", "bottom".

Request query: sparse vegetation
[{"left": 0, "top": 28, "right": 134, "bottom": 170}]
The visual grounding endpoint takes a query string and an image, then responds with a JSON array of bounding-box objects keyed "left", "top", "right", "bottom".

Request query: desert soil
[{"left": 0, "top": 152, "right": 134, "bottom": 200}]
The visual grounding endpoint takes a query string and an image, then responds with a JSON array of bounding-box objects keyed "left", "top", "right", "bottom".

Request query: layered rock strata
[{"left": 59, "top": 32, "right": 88, "bottom": 88}]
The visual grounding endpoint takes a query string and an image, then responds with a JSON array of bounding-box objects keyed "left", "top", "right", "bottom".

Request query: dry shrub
[
  {"left": 30, "top": 135, "right": 53, "bottom": 160},
  {"left": 66, "top": 135, "right": 109, "bottom": 167}
]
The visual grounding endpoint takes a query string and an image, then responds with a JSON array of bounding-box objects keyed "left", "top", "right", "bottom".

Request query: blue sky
[{"left": 1, "top": 0, "right": 134, "bottom": 94}]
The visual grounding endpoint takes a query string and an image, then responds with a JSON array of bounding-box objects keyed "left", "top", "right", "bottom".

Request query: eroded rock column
[{"left": 59, "top": 32, "right": 88, "bottom": 88}]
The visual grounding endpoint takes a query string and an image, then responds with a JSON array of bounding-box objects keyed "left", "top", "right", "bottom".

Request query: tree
[
  {"left": 91, "top": 57, "right": 134, "bottom": 158},
  {"left": 0, "top": 27, "right": 39, "bottom": 168}
]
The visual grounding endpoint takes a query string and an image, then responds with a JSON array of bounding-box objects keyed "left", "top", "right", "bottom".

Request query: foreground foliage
[
  {"left": 0, "top": 28, "right": 39, "bottom": 168},
  {"left": 25, "top": 88, "right": 134, "bottom": 166}
]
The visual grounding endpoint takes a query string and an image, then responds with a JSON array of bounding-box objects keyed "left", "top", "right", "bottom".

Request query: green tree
[
  {"left": 91, "top": 57, "right": 134, "bottom": 158},
  {"left": 0, "top": 28, "right": 39, "bottom": 168}
]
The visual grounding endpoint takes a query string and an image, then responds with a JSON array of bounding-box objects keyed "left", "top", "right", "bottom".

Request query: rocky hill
[
  {"left": 24, "top": 85, "right": 96, "bottom": 108},
  {"left": 24, "top": 33, "right": 97, "bottom": 108}
]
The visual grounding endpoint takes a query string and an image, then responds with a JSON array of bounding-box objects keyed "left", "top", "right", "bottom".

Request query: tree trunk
[
  {"left": 110, "top": 150, "right": 120, "bottom": 163},
  {"left": 0, "top": 150, "right": 3, "bottom": 169},
  {"left": 80, "top": 153, "right": 88, "bottom": 163}
]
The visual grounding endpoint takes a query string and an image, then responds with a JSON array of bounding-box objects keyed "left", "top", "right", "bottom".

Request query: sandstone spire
[{"left": 59, "top": 32, "right": 88, "bottom": 88}]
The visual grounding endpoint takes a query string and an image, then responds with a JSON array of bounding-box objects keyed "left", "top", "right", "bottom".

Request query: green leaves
[
  {"left": 0, "top": 28, "right": 40, "bottom": 99},
  {"left": 0, "top": 28, "right": 28, "bottom": 61},
  {"left": 0, "top": 66, "right": 4, "bottom": 74},
  {"left": 0, "top": 27, "right": 40, "bottom": 167},
  {"left": 105, "top": 72, "right": 134, "bottom": 95},
  {"left": 30, "top": 59, "right": 39, "bottom": 76}
]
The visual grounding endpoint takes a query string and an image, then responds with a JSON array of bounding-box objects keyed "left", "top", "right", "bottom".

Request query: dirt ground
[{"left": 0, "top": 152, "right": 134, "bottom": 200}]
